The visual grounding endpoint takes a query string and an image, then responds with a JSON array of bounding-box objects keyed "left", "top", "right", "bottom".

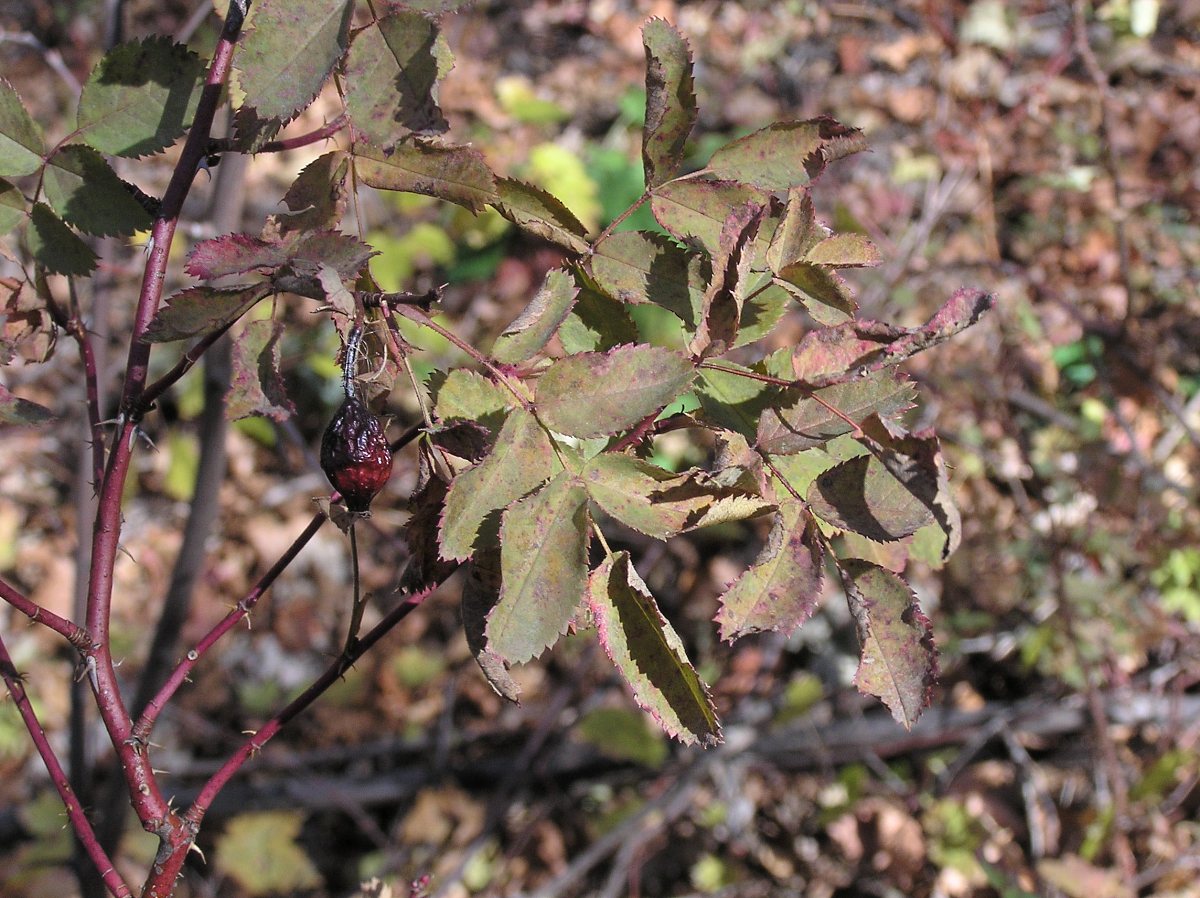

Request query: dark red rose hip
[{"left": 320, "top": 395, "right": 393, "bottom": 513}]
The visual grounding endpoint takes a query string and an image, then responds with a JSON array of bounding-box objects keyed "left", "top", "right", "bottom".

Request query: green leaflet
[
  {"left": 535, "top": 344, "right": 694, "bottom": 438},
  {"left": 715, "top": 500, "right": 824, "bottom": 642},
  {"left": 841, "top": 559, "right": 936, "bottom": 729},
  {"left": 641, "top": 18, "right": 697, "bottom": 189},
  {"left": 486, "top": 471, "right": 589, "bottom": 663},
  {"left": 143, "top": 285, "right": 271, "bottom": 343},
  {"left": 232, "top": 0, "right": 353, "bottom": 123},
  {"left": 0, "top": 383, "right": 54, "bottom": 425},
  {"left": 430, "top": 368, "right": 513, "bottom": 431},
  {"left": 42, "top": 145, "right": 152, "bottom": 237},
  {"left": 704, "top": 119, "right": 866, "bottom": 190},
  {"left": 0, "top": 179, "right": 26, "bottom": 232},
  {"left": 75, "top": 37, "right": 205, "bottom": 157},
  {"left": 756, "top": 372, "right": 916, "bottom": 455},
  {"left": 807, "top": 453, "right": 935, "bottom": 543},
  {"left": 0, "top": 78, "right": 44, "bottom": 177},
  {"left": 491, "top": 267, "right": 579, "bottom": 364},
  {"left": 583, "top": 454, "right": 772, "bottom": 540},
  {"left": 650, "top": 178, "right": 762, "bottom": 254},
  {"left": 354, "top": 141, "right": 497, "bottom": 212},
  {"left": 491, "top": 177, "right": 590, "bottom": 254},
  {"left": 344, "top": 12, "right": 449, "bottom": 147},
  {"left": 588, "top": 551, "right": 720, "bottom": 746},
  {"left": 25, "top": 204, "right": 96, "bottom": 276},
  {"left": 589, "top": 230, "right": 705, "bottom": 326},
  {"left": 438, "top": 409, "right": 559, "bottom": 561}
]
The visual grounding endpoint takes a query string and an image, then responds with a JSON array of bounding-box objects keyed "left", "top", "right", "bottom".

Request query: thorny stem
[
  {"left": 0, "top": 634, "right": 132, "bottom": 898},
  {"left": 0, "top": 576, "right": 91, "bottom": 648}
]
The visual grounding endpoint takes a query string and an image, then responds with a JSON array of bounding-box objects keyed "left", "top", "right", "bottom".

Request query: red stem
[
  {"left": 209, "top": 112, "right": 348, "bottom": 154},
  {"left": 0, "top": 576, "right": 92, "bottom": 649},
  {"left": 83, "top": 5, "right": 246, "bottom": 845},
  {"left": 0, "top": 633, "right": 132, "bottom": 898}
]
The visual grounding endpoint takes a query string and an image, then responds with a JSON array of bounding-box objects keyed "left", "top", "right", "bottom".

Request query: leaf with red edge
[
  {"left": 344, "top": 11, "right": 449, "bottom": 148},
  {"left": 143, "top": 284, "right": 271, "bottom": 343},
  {"left": 225, "top": 318, "right": 295, "bottom": 421},
  {"left": 486, "top": 472, "right": 589, "bottom": 663},
  {"left": 491, "top": 267, "right": 579, "bottom": 364},
  {"left": 583, "top": 453, "right": 773, "bottom": 540},
  {"left": 641, "top": 18, "right": 697, "bottom": 189},
  {"left": 232, "top": 0, "right": 353, "bottom": 124},
  {"left": 0, "top": 78, "right": 44, "bottom": 176},
  {"left": 492, "top": 177, "right": 590, "bottom": 253},
  {"left": 439, "top": 409, "right": 560, "bottom": 561},
  {"left": 650, "top": 178, "right": 763, "bottom": 254},
  {"left": 790, "top": 322, "right": 893, "bottom": 383},
  {"left": 715, "top": 500, "right": 824, "bottom": 641},
  {"left": 354, "top": 140, "right": 497, "bottom": 212},
  {"left": 186, "top": 234, "right": 288, "bottom": 280},
  {"left": 689, "top": 201, "right": 764, "bottom": 358},
  {"left": 765, "top": 188, "right": 821, "bottom": 273},
  {"left": 0, "top": 383, "right": 54, "bottom": 424},
  {"left": 807, "top": 453, "right": 934, "bottom": 542},
  {"left": 536, "top": 344, "right": 694, "bottom": 439},
  {"left": 756, "top": 372, "right": 916, "bottom": 455},
  {"left": 704, "top": 118, "right": 866, "bottom": 190},
  {"left": 588, "top": 551, "right": 721, "bottom": 746},
  {"left": 841, "top": 559, "right": 937, "bottom": 729}
]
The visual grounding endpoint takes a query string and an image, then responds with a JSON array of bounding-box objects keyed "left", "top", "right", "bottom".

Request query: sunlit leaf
[
  {"left": 536, "top": 344, "right": 694, "bottom": 438},
  {"left": 233, "top": 0, "right": 353, "bottom": 123},
  {"left": 76, "top": 37, "right": 205, "bottom": 157},
  {"left": 487, "top": 472, "right": 589, "bottom": 663},
  {"left": 805, "top": 234, "right": 882, "bottom": 267},
  {"left": 765, "top": 187, "right": 821, "bottom": 273},
  {"left": 186, "top": 233, "right": 289, "bottom": 280},
  {"left": 430, "top": 368, "right": 513, "bottom": 431},
  {"left": 705, "top": 118, "right": 865, "bottom": 190},
  {"left": 756, "top": 372, "right": 916, "bottom": 454},
  {"left": 650, "top": 178, "right": 762, "bottom": 253},
  {"left": 689, "top": 202, "right": 764, "bottom": 358},
  {"left": 807, "top": 453, "right": 934, "bottom": 542},
  {"left": 790, "top": 323, "right": 893, "bottom": 383},
  {"left": 42, "top": 145, "right": 152, "bottom": 237},
  {"left": 589, "top": 230, "right": 705, "bottom": 326},
  {"left": 715, "top": 500, "right": 824, "bottom": 641},
  {"left": 143, "top": 284, "right": 270, "bottom": 343},
  {"left": 0, "top": 78, "right": 44, "bottom": 176},
  {"left": 439, "top": 409, "right": 559, "bottom": 560},
  {"left": 491, "top": 267, "right": 579, "bottom": 363},
  {"left": 225, "top": 318, "right": 294, "bottom": 421},
  {"left": 641, "top": 18, "right": 697, "bottom": 188},
  {"left": 492, "top": 177, "right": 590, "bottom": 253},
  {"left": 841, "top": 559, "right": 936, "bottom": 729},
  {"left": 354, "top": 140, "right": 497, "bottom": 212},
  {"left": 775, "top": 263, "right": 857, "bottom": 324},
  {"left": 583, "top": 454, "right": 772, "bottom": 540},
  {"left": 694, "top": 362, "right": 772, "bottom": 440},
  {"left": 588, "top": 551, "right": 720, "bottom": 745},
  {"left": 344, "top": 12, "right": 448, "bottom": 147}
]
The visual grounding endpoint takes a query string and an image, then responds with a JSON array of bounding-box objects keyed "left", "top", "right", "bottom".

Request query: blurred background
[{"left": 1, "top": 1, "right": 1198, "bottom": 896}]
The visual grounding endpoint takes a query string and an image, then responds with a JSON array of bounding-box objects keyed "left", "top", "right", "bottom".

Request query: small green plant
[{"left": 0, "top": 2, "right": 990, "bottom": 894}]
